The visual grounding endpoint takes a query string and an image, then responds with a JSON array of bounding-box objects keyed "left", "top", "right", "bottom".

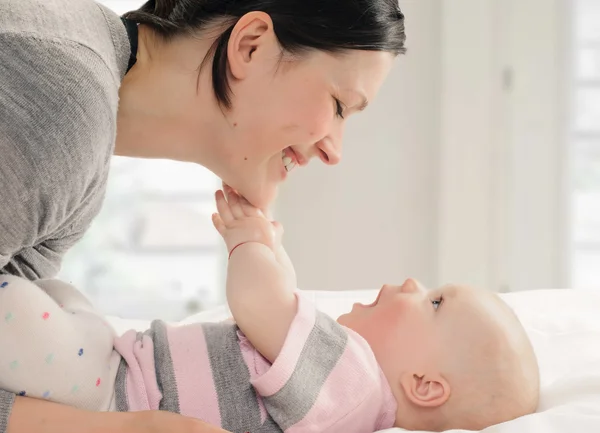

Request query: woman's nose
[{"left": 316, "top": 137, "right": 342, "bottom": 165}]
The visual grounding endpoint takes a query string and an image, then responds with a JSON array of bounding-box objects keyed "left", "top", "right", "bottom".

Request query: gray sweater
[{"left": 0, "top": 0, "right": 130, "bottom": 429}]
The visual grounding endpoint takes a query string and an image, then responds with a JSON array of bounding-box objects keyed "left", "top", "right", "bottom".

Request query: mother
[{"left": 0, "top": 0, "right": 406, "bottom": 431}]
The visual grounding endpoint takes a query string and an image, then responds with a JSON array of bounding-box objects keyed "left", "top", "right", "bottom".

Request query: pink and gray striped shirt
[{"left": 113, "top": 293, "right": 397, "bottom": 433}]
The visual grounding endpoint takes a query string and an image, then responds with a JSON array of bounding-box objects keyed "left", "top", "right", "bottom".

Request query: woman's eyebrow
[
  {"left": 357, "top": 96, "right": 368, "bottom": 111},
  {"left": 342, "top": 88, "right": 369, "bottom": 111}
]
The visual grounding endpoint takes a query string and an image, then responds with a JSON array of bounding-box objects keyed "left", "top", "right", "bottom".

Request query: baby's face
[
  {"left": 337, "top": 279, "right": 523, "bottom": 383},
  {"left": 337, "top": 279, "right": 447, "bottom": 374},
  {"left": 338, "top": 279, "right": 539, "bottom": 430}
]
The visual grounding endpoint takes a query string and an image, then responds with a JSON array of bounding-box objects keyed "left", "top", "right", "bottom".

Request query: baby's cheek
[
  {"left": 379, "top": 308, "right": 422, "bottom": 344},
  {"left": 379, "top": 303, "right": 407, "bottom": 325}
]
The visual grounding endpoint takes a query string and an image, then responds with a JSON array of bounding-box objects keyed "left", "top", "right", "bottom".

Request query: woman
[{"left": 0, "top": 0, "right": 406, "bottom": 431}]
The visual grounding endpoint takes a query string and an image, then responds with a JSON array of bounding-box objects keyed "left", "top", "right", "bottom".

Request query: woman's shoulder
[
  {"left": 0, "top": 0, "right": 130, "bottom": 82},
  {"left": 0, "top": 0, "right": 127, "bottom": 175},
  {"left": 0, "top": 26, "right": 119, "bottom": 181},
  {"left": 0, "top": 0, "right": 128, "bottom": 279}
]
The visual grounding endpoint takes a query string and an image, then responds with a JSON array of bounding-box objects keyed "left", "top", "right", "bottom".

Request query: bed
[{"left": 107, "top": 288, "right": 600, "bottom": 433}]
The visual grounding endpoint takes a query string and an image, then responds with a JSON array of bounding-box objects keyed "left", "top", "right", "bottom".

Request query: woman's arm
[
  {"left": 6, "top": 395, "right": 124, "bottom": 433},
  {"left": 5, "top": 395, "right": 230, "bottom": 433}
]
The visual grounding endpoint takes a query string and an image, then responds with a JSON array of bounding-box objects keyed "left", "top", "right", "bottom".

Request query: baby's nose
[{"left": 400, "top": 278, "right": 422, "bottom": 294}]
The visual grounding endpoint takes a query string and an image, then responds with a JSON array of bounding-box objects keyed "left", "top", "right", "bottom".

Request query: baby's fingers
[
  {"left": 211, "top": 213, "right": 226, "bottom": 236},
  {"left": 215, "top": 190, "right": 233, "bottom": 224},
  {"left": 222, "top": 183, "right": 235, "bottom": 202},
  {"left": 227, "top": 190, "right": 246, "bottom": 219},
  {"left": 238, "top": 195, "right": 263, "bottom": 218},
  {"left": 223, "top": 184, "right": 262, "bottom": 218}
]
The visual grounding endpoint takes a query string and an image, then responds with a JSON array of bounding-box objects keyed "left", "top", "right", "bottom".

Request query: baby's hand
[{"left": 212, "top": 187, "right": 280, "bottom": 255}]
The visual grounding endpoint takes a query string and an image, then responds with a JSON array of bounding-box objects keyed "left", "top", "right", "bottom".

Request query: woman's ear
[
  {"left": 227, "top": 11, "right": 277, "bottom": 80},
  {"left": 400, "top": 373, "right": 451, "bottom": 408}
]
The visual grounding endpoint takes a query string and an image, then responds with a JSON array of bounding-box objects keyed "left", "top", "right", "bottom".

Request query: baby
[{"left": 0, "top": 188, "right": 539, "bottom": 433}]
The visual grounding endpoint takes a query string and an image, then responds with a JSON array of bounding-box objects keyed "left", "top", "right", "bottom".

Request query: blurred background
[{"left": 59, "top": 0, "right": 600, "bottom": 320}]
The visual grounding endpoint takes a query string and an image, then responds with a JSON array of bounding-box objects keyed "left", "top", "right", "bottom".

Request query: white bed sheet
[{"left": 107, "top": 288, "right": 600, "bottom": 433}]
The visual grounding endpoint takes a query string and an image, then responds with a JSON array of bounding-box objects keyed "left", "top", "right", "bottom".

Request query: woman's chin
[{"left": 237, "top": 184, "right": 279, "bottom": 212}]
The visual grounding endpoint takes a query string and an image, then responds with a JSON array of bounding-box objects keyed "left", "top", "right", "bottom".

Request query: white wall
[
  {"left": 436, "top": 0, "right": 497, "bottom": 288},
  {"left": 276, "top": 0, "right": 568, "bottom": 292},
  {"left": 436, "top": 0, "right": 567, "bottom": 292},
  {"left": 502, "top": 0, "right": 569, "bottom": 290}
]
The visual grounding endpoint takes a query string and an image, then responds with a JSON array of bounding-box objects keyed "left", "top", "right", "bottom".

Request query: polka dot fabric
[{"left": 0, "top": 275, "right": 121, "bottom": 411}]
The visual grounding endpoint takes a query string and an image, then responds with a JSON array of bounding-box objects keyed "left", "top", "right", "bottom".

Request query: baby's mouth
[
  {"left": 362, "top": 289, "right": 383, "bottom": 308},
  {"left": 282, "top": 148, "right": 297, "bottom": 173},
  {"left": 367, "top": 289, "right": 383, "bottom": 307}
]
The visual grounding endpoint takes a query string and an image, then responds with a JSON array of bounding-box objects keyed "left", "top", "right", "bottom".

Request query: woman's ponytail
[
  {"left": 151, "top": 0, "right": 179, "bottom": 19},
  {"left": 122, "top": 0, "right": 181, "bottom": 37}
]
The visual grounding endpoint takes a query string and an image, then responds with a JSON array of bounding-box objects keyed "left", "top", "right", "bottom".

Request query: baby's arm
[
  {"left": 0, "top": 275, "right": 118, "bottom": 411},
  {"left": 273, "top": 232, "right": 297, "bottom": 284},
  {"left": 212, "top": 189, "right": 297, "bottom": 363}
]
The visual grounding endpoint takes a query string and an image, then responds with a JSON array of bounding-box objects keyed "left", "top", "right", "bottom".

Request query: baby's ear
[{"left": 400, "top": 373, "right": 450, "bottom": 408}]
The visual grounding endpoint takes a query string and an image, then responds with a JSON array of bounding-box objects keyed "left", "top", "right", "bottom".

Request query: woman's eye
[
  {"left": 431, "top": 296, "right": 444, "bottom": 310},
  {"left": 334, "top": 98, "right": 345, "bottom": 119}
]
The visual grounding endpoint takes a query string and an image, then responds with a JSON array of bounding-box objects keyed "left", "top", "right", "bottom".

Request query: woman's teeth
[{"left": 282, "top": 152, "right": 296, "bottom": 172}]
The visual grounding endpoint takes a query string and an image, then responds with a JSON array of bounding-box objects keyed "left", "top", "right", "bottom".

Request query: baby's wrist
[{"left": 228, "top": 240, "right": 272, "bottom": 259}]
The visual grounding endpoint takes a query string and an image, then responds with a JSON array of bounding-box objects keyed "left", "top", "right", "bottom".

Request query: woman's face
[
  {"left": 117, "top": 14, "right": 395, "bottom": 210},
  {"left": 209, "top": 14, "right": 394, "bottom": 209},
  {"left": 224, "top": 50, "right": 393, "bottom": 208}
]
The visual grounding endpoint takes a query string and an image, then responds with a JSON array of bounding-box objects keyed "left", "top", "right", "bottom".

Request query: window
[
  {"left": 570, "top": 0, "right": 600, "bottom": 288},
  {"left": 58, "top": 0, "right": 226, "bottom": 321}
]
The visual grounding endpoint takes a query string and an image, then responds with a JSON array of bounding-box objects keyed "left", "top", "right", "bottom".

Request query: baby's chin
[
  {"left": 336, "top": 310, "right": 364, "bottom": 333},
  {"left": 336, "top": 301, "right": 374, "bottom": 328},
  {"left": 335, "top": 312, "right": 352, "bottom": 327}
]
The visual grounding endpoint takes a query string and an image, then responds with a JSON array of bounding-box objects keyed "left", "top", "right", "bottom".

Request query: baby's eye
[{"left": 431, "top": 296, "right": 444, "bottom": 310}]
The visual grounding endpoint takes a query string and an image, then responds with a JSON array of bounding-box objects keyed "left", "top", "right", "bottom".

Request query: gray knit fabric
[
  {"left": 0, "top": 0, "right": 130, "bottom": 430},
  {"left": 0, "top": 392, "right": 14, "bottom": 433},
  {"left": 145, "top": 322, "right": 181, "bottom": 413},
  {"left": 0, "top": 0, "right": 130, "bottom": 280}
]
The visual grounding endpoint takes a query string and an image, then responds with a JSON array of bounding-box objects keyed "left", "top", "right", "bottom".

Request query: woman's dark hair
[{"left": 123, "top": 0, "right": 406, "bottom": 108}]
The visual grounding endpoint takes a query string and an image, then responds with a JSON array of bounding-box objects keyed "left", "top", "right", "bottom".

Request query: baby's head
[{"left": 337, "top": 279, "right": 539, "bottom": 431}]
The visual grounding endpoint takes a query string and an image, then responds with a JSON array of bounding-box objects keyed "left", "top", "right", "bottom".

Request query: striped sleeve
[{"left": 250, "top": 293, "right": 397, "bottom": 433}]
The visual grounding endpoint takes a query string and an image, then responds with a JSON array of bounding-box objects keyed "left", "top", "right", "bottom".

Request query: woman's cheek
[{"left": 304, "top": 106, "right": 332, "bottom": 142}]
